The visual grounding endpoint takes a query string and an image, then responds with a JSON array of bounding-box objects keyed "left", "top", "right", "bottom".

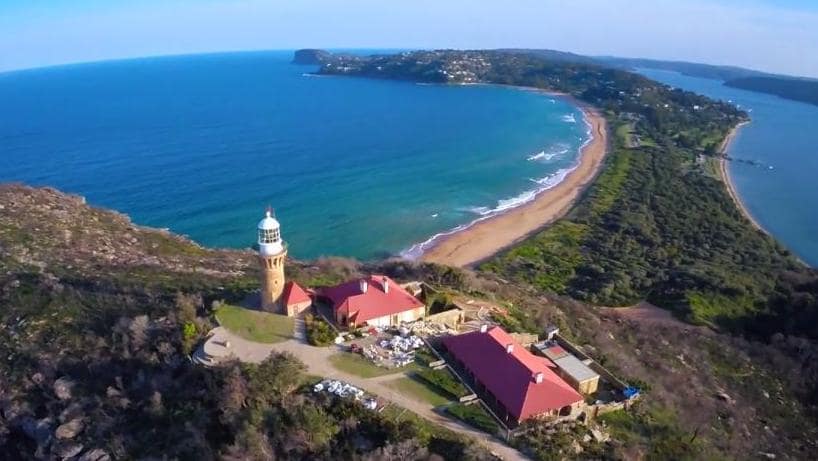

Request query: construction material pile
[
  {"left": 313, "top": 379, "right": 379, "bottom": 410},
  {"left": 379, "top": 334, "right": 424, "bottom": 352},
  {"left": 411, "top": 322, "right": 457, "bottom": 336}
]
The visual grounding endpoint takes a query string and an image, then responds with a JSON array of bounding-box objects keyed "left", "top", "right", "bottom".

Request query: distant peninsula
[
  {"left": 725, "top": 76, "right": 818, "bottom": 107},
  {"left": 601, "top": 56, "right": 818, "bottom": 107},
  {"left": 292, "top": 48, "right": 331, "bottom": 65}
]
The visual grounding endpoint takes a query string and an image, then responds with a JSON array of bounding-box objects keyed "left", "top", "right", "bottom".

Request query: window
[{"left": 258, "top": 228, "right": 281, "bottom": 244}]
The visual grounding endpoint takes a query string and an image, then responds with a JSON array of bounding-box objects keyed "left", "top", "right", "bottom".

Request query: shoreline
[
  {"left": 717, "top": 121, "right": 765, "bottom": 233},
  {"left": 418, "top": 100, "right": 608, "bottom": 267}
]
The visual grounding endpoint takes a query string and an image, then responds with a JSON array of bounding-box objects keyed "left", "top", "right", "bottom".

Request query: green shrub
[
  {"left": 305, "top": 313, "right": 336, "bottom": 346},
  {"left": 181, "top": 321, "right": 198, "bottom": 353}
]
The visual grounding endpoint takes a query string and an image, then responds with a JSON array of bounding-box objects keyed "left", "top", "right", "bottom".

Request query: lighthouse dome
[
  {"left": 257, "top": 210, "right": 285, "bottom": 256},
  {"left": 257, "top": 210, "right": 280, "bottom": 231}
]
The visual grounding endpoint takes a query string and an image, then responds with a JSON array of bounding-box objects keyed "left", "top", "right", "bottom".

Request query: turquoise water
[
  {"left": 639, "top": 69, "right": 818, "bottom": 266},
  {"left": 0, "top": 51, "right": 588, "bottom": 260}
]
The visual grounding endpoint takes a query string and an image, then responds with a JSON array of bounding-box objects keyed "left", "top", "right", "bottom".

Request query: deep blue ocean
[
  {"left": 639, "top": 69, "right": 818, "bottom": 266},
  {"left": 0, "top": 51, "right": 588, "bottom": 260}
]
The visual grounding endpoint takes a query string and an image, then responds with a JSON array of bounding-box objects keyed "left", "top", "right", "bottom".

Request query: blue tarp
[{"left": 623, "top": 386, "right": 640, "bottom": 399}]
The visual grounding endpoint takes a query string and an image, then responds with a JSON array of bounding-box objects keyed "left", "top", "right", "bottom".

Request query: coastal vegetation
[{"left": 2, "top": 182, "right": 817, "bottom": 458}]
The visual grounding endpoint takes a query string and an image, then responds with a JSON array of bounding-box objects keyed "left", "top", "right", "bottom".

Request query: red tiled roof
[
  {"left": 443, "top": 326, "right": 582, "bottom": 422},
  {"left": 282, "top": 281, "right": 311, "bottom": 307},
  {"left": 321, "top": 275, "right": 424, "bottom": 324}
]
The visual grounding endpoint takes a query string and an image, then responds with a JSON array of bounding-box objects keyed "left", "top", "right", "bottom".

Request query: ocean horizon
[{"left": 0, "top": 50, "right": 589, "bottom": 260}]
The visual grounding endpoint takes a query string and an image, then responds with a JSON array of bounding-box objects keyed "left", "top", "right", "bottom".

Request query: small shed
[{"left": 533, "top": 342, "right": 600, "bottom": 395}]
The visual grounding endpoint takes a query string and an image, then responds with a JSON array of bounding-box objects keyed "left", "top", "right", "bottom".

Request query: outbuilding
[
  {"left": 536, "top": 344, "right": 600, "bottom": 395},
  {"left": 320, "top": 275, "right": 425, "bottom": 328},
  {"left": 442, "top": 326, "right": 583, "bottom": 426},
  {"left": 281, "top": 281, "right": 312, "bottom": 316}
]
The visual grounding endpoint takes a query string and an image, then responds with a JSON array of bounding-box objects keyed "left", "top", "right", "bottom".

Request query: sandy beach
[
  {"left": 717, "top": 121, "right": 765, "bottom": 233},
  {"left": 421, "top": 102, "right": 608, "bottom": 267}
]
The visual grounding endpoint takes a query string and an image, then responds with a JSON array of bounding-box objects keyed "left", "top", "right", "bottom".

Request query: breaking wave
[
  {"left": 400, "top": 108, "right": 595, "bottom": 261},
  {"left": 527, "top": 143, "right": 571, "bottom": 162},
  {"left": 400, "top": 165, "right": 578, "bottom": 260},
  {"left": 561, "top": 113, "right": 577, "bottom": 123}
]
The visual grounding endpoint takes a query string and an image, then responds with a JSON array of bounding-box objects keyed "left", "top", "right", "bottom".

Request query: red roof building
[
  {"left": 320, "top": 275, "right": 425, "bottom": 328},
  {"left": 281, "top": 281, "right": 312, "bottom": 316},
  {"left": 442, "top": 326, "right": 583, "bottom": 426}
]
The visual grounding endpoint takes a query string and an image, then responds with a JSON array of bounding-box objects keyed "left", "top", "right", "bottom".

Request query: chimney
[
  {"left": 382, "top": 278, "right": 389, "bottom": 294},
  {"left": 480, "top": 324, "right": 488, "bottom": 333},
  {"left": 506, "top": 343, "right": 514, "bottom": 353},
  {"left": 359, "top": 279, "right": 368, "bottom": 294},
  {"left": 534, "top": 372, "right": 544, "bottom": 384}
]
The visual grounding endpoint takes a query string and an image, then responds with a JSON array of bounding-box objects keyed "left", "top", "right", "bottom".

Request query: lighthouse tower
[{"left": 257, "top": 208, "right": 287, "bottom": 312}]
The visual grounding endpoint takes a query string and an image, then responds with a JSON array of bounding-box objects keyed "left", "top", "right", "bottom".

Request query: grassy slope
[
  {"left": 328, "top": 352, "right": 419, "bottom": 378},
  {"left": 385, "top": 376, "right": 453, "bottom": 407},
  {"left": 214, "top": 304, "right": 294, "bottom": 343}
]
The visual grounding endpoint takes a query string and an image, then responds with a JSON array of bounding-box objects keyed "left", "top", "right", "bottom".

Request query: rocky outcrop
[
  {"left": 53, "top": 377, "right": 75, "bottom": 401},
  {"left": 0, "top": 184, "right": 255, "bottom": 280},
  {"left": 55, "top": 418, "right": 84, "bottom": 439}
]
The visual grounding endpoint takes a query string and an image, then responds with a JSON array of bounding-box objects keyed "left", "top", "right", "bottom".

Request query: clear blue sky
[{"left": 2, "top": 0, "right": 817, "bottom": 77}]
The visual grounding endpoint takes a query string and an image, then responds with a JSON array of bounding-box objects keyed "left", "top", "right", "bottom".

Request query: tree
[
  {"left": 363, "top": 439, "right": 430, "bottom": 461},
  {"left": 248, "top": 352, "right": 306, "bottom": 406},
  {"left": 221, "top": 424, "right": 275, "bottom": 461},
  {"left": 219, "top": 362, "right": 249, "bottom": 426},
  {"left": 292, "top": 405, "right": 339, "bottom": 451}
]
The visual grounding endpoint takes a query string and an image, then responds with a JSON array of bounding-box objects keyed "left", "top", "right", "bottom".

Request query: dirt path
[{"left": 197, "top": 327, "right": 530, "bottom": 461}]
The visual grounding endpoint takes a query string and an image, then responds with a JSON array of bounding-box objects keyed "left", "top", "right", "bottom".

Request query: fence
[{"left": 553, "top": 333, "right": 629, "bottom": 391}]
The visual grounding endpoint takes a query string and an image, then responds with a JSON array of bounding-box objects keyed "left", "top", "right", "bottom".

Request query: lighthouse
[{"left": 257, "top": 208, "right": 287, "bottom": 312}]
